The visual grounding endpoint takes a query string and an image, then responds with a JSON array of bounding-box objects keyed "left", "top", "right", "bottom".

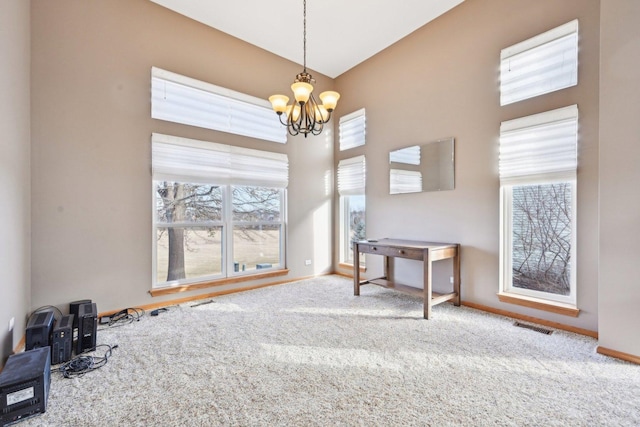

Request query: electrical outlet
[
  {"left": 305, "top": 259, "right": 312, "bottom": 266},
  {"left": 9, "top": 317, "right": 14, "bottom": 332},
  {"left": 450, "top": 276, "right": 454, "bottom": 284}
]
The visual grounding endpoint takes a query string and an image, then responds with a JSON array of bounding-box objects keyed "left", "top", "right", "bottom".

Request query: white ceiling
[{"left": 149, "top": 0, "right": 465, "bottom": 78}]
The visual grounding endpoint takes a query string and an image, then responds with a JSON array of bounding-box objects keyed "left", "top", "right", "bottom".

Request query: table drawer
[{"left": 358, "top": 244, "right": 423, "bottom": 260}]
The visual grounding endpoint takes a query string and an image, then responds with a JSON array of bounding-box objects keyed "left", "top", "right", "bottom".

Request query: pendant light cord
[{"left": 303, "top": 0, "right": 307, "bottom": 72}]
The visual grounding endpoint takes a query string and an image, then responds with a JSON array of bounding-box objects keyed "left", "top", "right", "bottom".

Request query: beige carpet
[{"left": 19, "top": 275, "right": 640, "bottom": 426}]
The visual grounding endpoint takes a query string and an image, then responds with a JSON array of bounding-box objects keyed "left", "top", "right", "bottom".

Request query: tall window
[
  {"left": 152, "top": 134, "right": 288, "bottom": 288},
  {"left": 338, "top": 156, "right": 366, "bottom": 264},
  {"left": 499, "top": 105, "right": 578, "bottom": 305}
]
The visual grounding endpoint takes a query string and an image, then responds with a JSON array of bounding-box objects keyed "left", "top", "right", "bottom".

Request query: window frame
[
  {"left": 337, "top": 155, "right": 366, "bottom": 265},
  {"left": 339, "top": 194, "right": 366, "bottom": 265},
  {"left": 499, "top": 105, "right": 578, "bottom": 307},
  {"left": 500, "top": 178, "right": 577, "bottom": 305},
  {"left": 151, "top": 134, "right": 288, "bottom": 289},
  {"left": 152, "top": 182, "right": 286, "bottom": 289}
]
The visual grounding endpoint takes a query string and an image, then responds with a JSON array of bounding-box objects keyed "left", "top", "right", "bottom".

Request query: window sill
[
  {"left": 338, "top": 262, "right": 366, "bottom": 273},
  {"left": 150, "top": 269, "right": 289, "bottom": 297},
  {"left": 497, "top": 292, "right": 579, "bottom": 317}
]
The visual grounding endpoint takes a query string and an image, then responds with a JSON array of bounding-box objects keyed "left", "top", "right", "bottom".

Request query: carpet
[{"left": 19, "top": 275, "right": 640, "bottom": 426}]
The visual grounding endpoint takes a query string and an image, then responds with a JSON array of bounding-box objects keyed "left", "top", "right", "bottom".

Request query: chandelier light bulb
[
  {"left": 319, "top": 91, "right": 340, "bottom": 112},
  {"left": 268, "top": 94, "right": 290, "bottom": 114},
  {"left": 291, "top": 82, "right": 313, "bottom": 104}
]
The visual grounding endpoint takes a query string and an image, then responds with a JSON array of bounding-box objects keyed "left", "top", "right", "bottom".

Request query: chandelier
[{"left": 269, "top": 0, "right": 340, "bottom": 138}]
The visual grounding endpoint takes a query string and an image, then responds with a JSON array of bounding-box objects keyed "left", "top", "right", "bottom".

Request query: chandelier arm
[{"left": 277, "top": 114, "right": 289, "bottom": 127}]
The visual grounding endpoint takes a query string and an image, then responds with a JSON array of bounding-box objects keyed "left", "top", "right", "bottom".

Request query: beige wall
[
  {"left": 0, "top": 0, "right": 31, "bottom": 364},
  {"left": 598, "top": 0, "right": 640, "bottom": 356},
  {"left": 335, "top": 0, "right": 601, "bottom": 332},
  {"left": 30, "top": 0, "right": 335, "bottom": 313}
]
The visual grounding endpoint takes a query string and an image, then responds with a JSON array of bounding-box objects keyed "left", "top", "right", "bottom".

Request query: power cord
[
  {"left": 55, "top": 344, "right": 118, "bottom": 378},
  {"left": 98, "top": 308, "right": 145, "bottom": 330}
]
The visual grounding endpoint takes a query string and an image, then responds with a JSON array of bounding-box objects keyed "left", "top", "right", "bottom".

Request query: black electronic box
[
  {"left": 76, "top": 302, "right": 97, "bottom": 355},
  {"left": 52, "top": 314, "right": 74, "bottom": 364},
  {"left": 25, "top": 311, "right": 54, "bottom": 352},
  {"left": 0, "top": 347, "right": 51, "bottom": 427},
  {"left": 69, "top": 299, "right": 91, "bottom": 331}
]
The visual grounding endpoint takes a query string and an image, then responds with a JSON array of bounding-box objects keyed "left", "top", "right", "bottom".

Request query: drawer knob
[
  {"left": 399, "top": 250, "right": 405, "bottom": 254},
  {"left": 373, "top": 247, "right": 378, "bottom": 251}
]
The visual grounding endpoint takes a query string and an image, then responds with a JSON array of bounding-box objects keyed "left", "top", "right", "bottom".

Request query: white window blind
[
  {"left": 500, "top": 20, "right": 578, "bottom": 106},
  {"left": 151, "top": 67, "right": 286, "bottom": 144},
  {"left": 499, "top": 105, "right": 578, "bottom": 185},
  {"left": 152, "top": 133, "right": 289, "bottom": 188},
  {"left": 337, "top": 155, "right": 366, "bottom": 196},
  {"left": 339, "top": 108, "right": 366, "bottom": 151},
  {"left": 390, "top": 169, "right": 423, "bottom": 194}
]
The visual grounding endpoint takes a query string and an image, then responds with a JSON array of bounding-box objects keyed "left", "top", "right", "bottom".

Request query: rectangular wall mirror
[{"left": 389, "top": 137, "right": 455, "bottom": 194}]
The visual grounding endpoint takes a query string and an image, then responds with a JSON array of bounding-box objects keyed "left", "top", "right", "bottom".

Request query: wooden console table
[{"left": 353, "top": 239, "right": 460, "bottom": 319}]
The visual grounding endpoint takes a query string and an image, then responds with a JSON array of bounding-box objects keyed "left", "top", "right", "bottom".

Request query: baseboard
[
  {"left": 100, "top": 274, "right": 321, "bottom": 318},
  {"left": 462, "top": 301, "right": 598, "bottom": 338},
  {"left": 13, "top": 334, "right": 25, "bottom": 354},
  {"left": 597, "top": 346, "right": 640, "bottom": 365}
]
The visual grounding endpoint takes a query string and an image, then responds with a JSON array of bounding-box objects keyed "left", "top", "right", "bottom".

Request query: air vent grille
[{"left": 514, "top": 321, "right": 553, "bottom": 335}]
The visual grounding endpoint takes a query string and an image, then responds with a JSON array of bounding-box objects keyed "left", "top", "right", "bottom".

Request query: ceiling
[{"left": 149, "top": 0, "right": 465, "bottom": 78}]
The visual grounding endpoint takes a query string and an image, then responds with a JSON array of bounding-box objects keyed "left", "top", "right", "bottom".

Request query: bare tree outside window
[
  {"left": 156, "top": 182, "right": 223, "bottom": 282},
  {"left": 511, "top": 182, "right": 572, "bottom": 295}
]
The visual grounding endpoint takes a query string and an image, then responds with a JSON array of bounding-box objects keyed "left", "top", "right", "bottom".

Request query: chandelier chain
[{"left": 303, "top": 0, "right": 307, "bottom": 71}]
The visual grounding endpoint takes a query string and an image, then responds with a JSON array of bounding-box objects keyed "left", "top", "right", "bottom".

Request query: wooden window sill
[
  {"left": 497, "top": 292, "right": 579, "bottom": 317},
  {"left": 150, "top": 269, "right": 289, "bottom": 297},
  {"left": 338, "top": 262, "right": 366, "bottom": 273}
]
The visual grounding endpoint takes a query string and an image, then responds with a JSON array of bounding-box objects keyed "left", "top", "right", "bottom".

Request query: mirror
[{"left": 389, "top": 137, "right": 455, "bottom": 194}]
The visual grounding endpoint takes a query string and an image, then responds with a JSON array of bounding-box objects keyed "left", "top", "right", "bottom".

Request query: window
[
  {"left": 338, "top": 156, "right": 366, "bottom": 264},
  {"left": 500, "top": 20, "right": 578, "bottom": 105},
  {"left": 151, "top": 67, "right": 286, "bottom": 143},
  {"left": 339, "top": 108, "right": 366, "bottom": 151},
  {"left": 499, "top": 105, "right": 578, "bottom": 305},
  {"left": 152, "top": 134, "right": 288, "bottom": 288}
]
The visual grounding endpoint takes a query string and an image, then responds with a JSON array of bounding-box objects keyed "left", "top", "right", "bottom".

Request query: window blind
[
  {"left": 500, "top": 20, "right": 578, "bottom": 106},
  {"left": 151, "top": 67, "right": 286, "bottom": 144},
  {"left": 152, "top": 133, "right": 289, "bottom": 188},
  {"left": 337, "top": 155, "right": 366, "bottom": 196},
  {"left": 339, "top": 108, "right": 366, "bottom": 151},
  {"left": 499, "top": 105, "right": 578, "bottom": 185}
]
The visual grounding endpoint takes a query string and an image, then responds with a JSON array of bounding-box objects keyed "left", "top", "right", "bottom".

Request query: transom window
[{"left": 500, "top": 20, "right": 578, "bottom": 105}]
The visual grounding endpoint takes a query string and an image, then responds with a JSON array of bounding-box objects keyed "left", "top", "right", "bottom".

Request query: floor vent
[{"left": 514, "top": 321, "right": 553, "bottom": 335}]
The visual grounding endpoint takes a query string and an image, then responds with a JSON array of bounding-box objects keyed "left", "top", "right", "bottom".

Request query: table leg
[
  {"left": 453, "top": 244, "right": 461, "bottom": 306},
  {"left": 353, "top": 243, "right": 360, "bottom": 296},
  {"left": 424, "top": 249, "right": 432, "bottom": 319}
]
